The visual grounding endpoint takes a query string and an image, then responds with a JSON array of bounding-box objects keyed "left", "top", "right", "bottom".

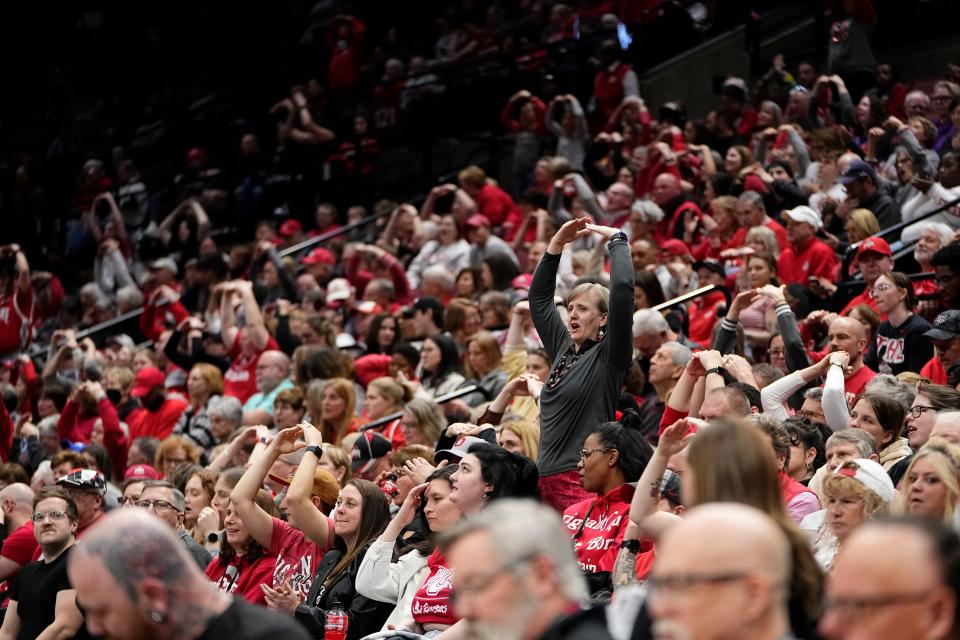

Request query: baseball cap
[
  {"left": 58, "top": 468, "right": 106, "bottom": 493},
  {"left": 124, "top": 464, "right": 160, "bottom": 481},
  {"left": 279, "top": 219, "right": 303, "bottom": 238},
  {"left": 269, "top": 467, "right": 340, "bottom": 508},
  {"left": 924, "top": 310, "right": 960, "bottom": 341},
  {"left": 301, "top": 247, "right": 336, "bottom": 266},
  {"left": 465, "top": 214, "right": 491, "bottom": 229},
  {"left": 149, "top": 258, "right": 178, "bottom": 276},
  {"left": 855, "top": 237, "right": 892, "bottom": 260},
  {"left": 661, "top": 239, "right": 691, "bottom": 258},
  {"left": 131, "top": 366, "right": 165, "bottom": 398},
  {"left": 326, "top": 278, "right": 353, "bottom": 303},
  {"left": 106, "top": 334, "right": 136, "bottom": 350},
  {"left": 512, "top": 274, "right": 533, "bottom": 290},
  {"left": 782, "top": 205, "right": 822, "bottom": 230},
  {"left": 355, "top": 300, "right": 383, "bottom": 315},
  {"left": 351, "top": 433, "right": 393, "bottom": 474},
  {"left": 833, "top": 458, "right": 895, "bottom": 503},
  {"left": 838, "top": 159, "right": 877, "bottom": 185},
  {"left": 693, "top": 258, "right": 725, "bottom": 276},
  {"left": 435, "top": 435, "right": 488, "bottom": 464}
]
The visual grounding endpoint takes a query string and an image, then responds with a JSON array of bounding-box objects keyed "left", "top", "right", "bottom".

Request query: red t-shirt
[
  {"left": 776, "top": 237, "right": 839, "bottom": 286},
  {"left": 562, "top": 484, "right": 634, "bottom": 574},
  {"left": 0, "top": 286, "right": 32, "bottom": 355},
  {"left": 843, "top": 365, "right": 876, "bottom": 406},
  {"left": 687, "top": 290, "right": 727, "bottom": 347},
  {"left": 205, "top": 553, "right": 276, "bottom": 605},
  {"left": 0, "top": 520, "right": 38, "bottom": 607},
  {"left": 475, "top": 183, "right": 518, "bottom": 228},
  {"left": 126, "top": 397, "right": 189, "bottom": 441},
  {"left": 225, "top": 336, "right": 279, "bottom": 404},
  {"left": 268, "top": 516, "right": 327, "bottom": 600},
  {"left": 921, "top": 357, "right": 947, "bottom": 385},
  {"left": 410, "top": 549, "right": 458, "bottom": 626}
]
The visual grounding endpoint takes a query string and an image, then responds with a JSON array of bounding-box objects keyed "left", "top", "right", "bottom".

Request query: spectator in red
[
  {"left": 592, "top": 40, "right": 640, "bottom": 127},
  {"left": 56, "top": 381, "right": 127, "bottom": 478},
  {"left": 300, "top": 247, "right": 336, "bottom": 288},
  {"left": 826, "top": 316, "right": 876, "bottom": 404},
  {"left": 219, "top": 281, "right": 279, "bottom": 404},
  {"left": 687, "top": 260, "right": 728, "bottom": 346},
  {"left": 839, "top": 238, "right": 894, "bottom": 316},
  {"left": 326, "top": 15, "right": 365, "bottom": 91},
  {"left": 692, "top": 196, "right": 742, "bottom": 261},
  {"left": 650, "top": 173, "right": 702, "bottom": 244},
  {"left": 777, "top": 206, "right": 839, "bottom": 286},
  {"left": 864, "top": 62, "right": 906, "bottom": 119},
  {"left": 457, "top": 165, "right": 519, "bottom": 229},
  {"left": 0, "top": 483, "right": 38, "bottom": 584},
  {"left": 718, "top": 77, "right": 759, "bottom": 139},
  {"left": 126, "top": 367, "right": 189, "bottom": 441},
  {"left": 0, "top": 245, "right": 31, "bottom": 356},
  {"left": 732, "top": 191, "right": 788, "bottom": 250}
]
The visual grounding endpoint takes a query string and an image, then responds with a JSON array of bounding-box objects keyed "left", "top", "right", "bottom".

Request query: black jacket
[{"left": 293, "top": 542, "right": 394, "bottom": 640}]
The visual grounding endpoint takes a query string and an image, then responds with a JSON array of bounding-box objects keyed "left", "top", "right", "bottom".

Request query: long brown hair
[
  {"left": 323, "top": 479, "right": 391, "bottom": 590},
  {"left": 217, "top": 490, "right": 278, "bottom": 565},
  {"left": 686, "top": 419, "right": 823, "bottom": 629}
]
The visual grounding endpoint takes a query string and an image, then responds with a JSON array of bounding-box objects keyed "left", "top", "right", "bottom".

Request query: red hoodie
[{"left": 562, "top": 484, "right": 635, "bottom": 573}]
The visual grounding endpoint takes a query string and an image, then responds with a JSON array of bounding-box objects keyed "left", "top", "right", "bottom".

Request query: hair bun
[{"left": 619, "top": 408, "right": 643, "bottom": 432}]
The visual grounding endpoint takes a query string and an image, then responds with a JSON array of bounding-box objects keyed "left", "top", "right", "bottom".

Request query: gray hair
[
  {"left": 139, "top": 480, "right": 185, "bottom": 513},
  {"left": 737, "top": 190, "right": 765, "bottom": 211},
  {"left": 207, "top": 395, "right": 243, "bottom": 426},
  {"left": 631, "top": 199, "right": 665, "bottom": 223},
  {"left": 440, "top": 499, "right": 588, "bottom": 603},
  {"left": 632, "top": 308, "right": 669, "bottom": 337},
  {"left": 905, "top": 90, "right": 930, "bottom": 108},
  {"left": 745, "top": 226, "right": 779, "bottom": 259},
  {"left": 908, "top": 221, "right": 955, "bottom": 249},
  {"left": 116, "top": 285, "right": 144, "bottom": 311},
  {"left": 663, "top": 342, "right": 693, "bottom": 367},
  {"left": 865, "top": 374, "right": 916, "bottom": 411},
  {"left": 568, "top": 282, "right": 609, "bottom": 314},
  {"left": 803, "top": 387, "right": 824, "bottom": 401},
  {"left": 825, "top": 428, "right": 878, "bottom": 458},
  {"left": 421, "top": 265, "right": 456, "bottom": 293}
]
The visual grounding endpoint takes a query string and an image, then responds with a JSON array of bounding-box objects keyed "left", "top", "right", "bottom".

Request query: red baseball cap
[
  {"left": 131, "top": 366, "right": 165, "bottom": 398},
  {"left": 661, "top": 239, "right": 691, "bottom": 258},
  {"left": 465, "top": 214, "right": 492, "bottom": 229},
  {"left": 301, "top": 247, "right": 336, "bottom": 266},
  {"left": 124, "top": 464, "right": 160, "bottom": 481},
  {"left": 512, "top": 274, "right": 533, "bottom": 290},
  {"left": 855, "top": 237, "right": 892, "bottom": 260},
  {"left": 186, "top": 147, "right": 206, "bottom": 163},
  {"left": 279, "top": 219, "right": 303, "bottom": 238}
]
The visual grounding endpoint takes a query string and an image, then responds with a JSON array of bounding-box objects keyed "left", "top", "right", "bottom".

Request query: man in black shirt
[
  {"left": 67, "top": 509, "right": 310, "bottom": 640},
  {"left": 0, "top": 487, "right": 88, "bottom": 640}
]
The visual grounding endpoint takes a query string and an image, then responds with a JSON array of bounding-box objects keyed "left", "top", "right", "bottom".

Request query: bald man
[
  {"left": 242, "top": 350, "right": 294, "bottom": 425},
  {"left": 820, "top": 518, "right": 960, "bottom": 640},
  {"left": 648, "top": 503, "right": 793, "bottom": 640},
  {"left": 650, "top": 173, "right": 702, "bottom": 244},
  {"left": 67, "top": 509, "right": 309, "bottom": 640},
  {"left": 0, "top": 483, "right": 37, "bottom": 581},
  {"left": 827, "top": 317, "right": 876, "bottom": 404}
]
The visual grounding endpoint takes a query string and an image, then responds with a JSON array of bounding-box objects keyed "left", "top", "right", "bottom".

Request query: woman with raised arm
[{"left": 530, "top": 216, "right": 635, "bottom": 511}]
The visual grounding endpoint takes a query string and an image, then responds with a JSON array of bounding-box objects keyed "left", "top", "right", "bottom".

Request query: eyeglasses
[
  {"left": 449, "top": 553, "right": 537, "bottom": 607},
  {"left": 32, "top": 510, "right": 69, "bottom": 523},
  {"left": 163, "top": 457, "right": 187, "bottom": 466},
  {"left": 117, "top": 495, "right": 138, "bottom": 506},
  {"left": 873, "top": 284, "right": 895, "bottom": 293},
  {"left": 136, "top": 499, "right": 181, "bottom": 512},
  {"left": 932, "top": 95, "right": 952, "bottom": 102},
  {"left": 647, "top": 571, "right": 749, "bottom": 596},
  {"left": 908, "top": 405, "right": 937, "bottom": 419},
  {"left": 798, "top": 410, "right": 825, "bottom": 421},
  {"left": 579, "top": 447, "right": 612, "bottom": 460},
  {"left": 822, "top": 590, "right": 931, "bottom": 623}
]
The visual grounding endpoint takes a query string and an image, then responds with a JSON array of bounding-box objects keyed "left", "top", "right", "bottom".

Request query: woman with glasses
[
  {"left": 356, "top": 465, "right": 463, "bottom": 633},
  {"left": 562, "top": 410, "right": 653, "bottom": 595},
  {"left": 204, "top": 490, "right": 278, "bottom": 603},
  {"left": 904, "top": 383, "right": 960, "bottom": 451},
  {"left": 784, "top": 416, "right": 827, "bottom": 486},
  {"left": 153, "top": 435, "right": 200, "bottom": 480},
  {"left": 865, "top": 271, "right": 933, "bottom": 376}
]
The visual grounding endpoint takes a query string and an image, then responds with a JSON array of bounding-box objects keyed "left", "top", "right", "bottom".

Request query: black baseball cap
[{"left": 925, "top": 310, "right": 960, "bottom": 341}]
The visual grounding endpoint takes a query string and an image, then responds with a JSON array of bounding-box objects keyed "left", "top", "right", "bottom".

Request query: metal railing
[
  {"left": 652, "top": 284, "right": 730, "bottom": 313},
  {"left": 358, "top": 385, "right": 480, "bottom": 432}
]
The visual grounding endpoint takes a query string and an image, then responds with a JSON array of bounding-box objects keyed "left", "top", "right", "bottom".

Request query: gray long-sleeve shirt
[{"left": 530, "top": 236, "right": 634, "bottom": 476}]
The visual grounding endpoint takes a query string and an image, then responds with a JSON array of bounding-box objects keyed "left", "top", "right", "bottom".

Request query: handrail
[
  {"left": 358, "top": 385, "right": 480, "bottom": 432},
  {"left": 841, "top": 195, "right": 960, "bottom": 280},
  {"left": 652, "top": 284, "right": 730, "bottom": 313}
]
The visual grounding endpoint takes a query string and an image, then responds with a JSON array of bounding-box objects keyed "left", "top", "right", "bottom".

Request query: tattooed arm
[{"left": 611, "top": 522, "right": 642, "bottom": 589}]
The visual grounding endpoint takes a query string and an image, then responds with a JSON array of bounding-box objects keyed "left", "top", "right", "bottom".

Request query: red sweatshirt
[
  {"left": 57, "top": 397, "right": 128, "bottom": 478},
  {"left": 562, "top": 484, "right": 635, "bottom": 573}
]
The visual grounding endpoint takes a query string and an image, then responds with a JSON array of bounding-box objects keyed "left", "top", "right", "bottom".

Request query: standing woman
[
  {"left": 865, "top": 271, "right": 933, "bottom": 375},
  {"left": 563, "top": 410, "right": 653, "bottom": 594},
  {"left": 361, "top": 377, "right": 410, "bottom": 448},
  {"left": 205, "top": 490, "right": 279, "bottom": 603},
  {"left": 529, "top": 217, "right": 634, "bottom": 511},
  {"left": 740, "top": 254, "right": 780, "bottom": 359},
  {"left": 419, "top": 335, "right": 467, "bottom": 400}
]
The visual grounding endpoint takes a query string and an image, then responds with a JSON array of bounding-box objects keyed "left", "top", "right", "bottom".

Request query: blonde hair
[
  {"left": 189, "top": 363, "right": 224, "bottom": 399},
  {"left": 464, "top": 331, "right": 503, "bottom": 379},
  {"left": 745, "top": 225, "right": 780, "bottom": 259},
  {"left": 367, "top": 377, "right": 410, "bottom": 411},
  {"left": 402, "top": 398, "right": 446, "bottom": 445},
  {"left": 846, "top": 209, "right": 880, "bottom": 244},
  {"left": 897, "top": 439, "right": 960, "bottom": 524},
  {"left": 315, "top": 378, "right": 357, "bottom": 446},
  {"left": 568, "top": 282, "right": 610, "bottom": 314},
  {"left": 500, "top": 419, "right": 540, "bottom": 461},
  {"left": 320, "top": 443, "right": 353, "bottom": 487},
  {"left": 822, "top": 473, "right": 889, "bottom": 526}
]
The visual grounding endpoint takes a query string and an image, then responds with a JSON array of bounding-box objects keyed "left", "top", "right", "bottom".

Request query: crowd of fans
[{"left": 3, "top": 1, "right": 960, "bottom": 640}]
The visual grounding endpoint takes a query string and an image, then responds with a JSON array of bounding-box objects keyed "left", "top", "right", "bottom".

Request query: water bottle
[{"left": 325, "top": 600, "right": 348, "bottom": 640}]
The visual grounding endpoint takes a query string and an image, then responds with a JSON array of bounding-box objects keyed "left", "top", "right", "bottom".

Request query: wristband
[
  {"left": 705, "top": 366, "right": 725, "bottom": 377},
  {"left": 305, "top": 445, "right": 323, "bottom": 458},
  {"left": 611, "top": 231, "right": 628, "bottom": 243},
  {"left": 620, "top": 539, "right": 641, "bottom": 553}
]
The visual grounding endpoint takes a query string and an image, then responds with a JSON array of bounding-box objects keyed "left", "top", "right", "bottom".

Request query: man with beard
[
  {"left": 67, "top": 509, "right": 310, "bottom": 640},
  {"left": 0, "top": 487, "right": 89, "bottom": 640},
  {"left": 443, "top": 499, "right": 611, "bottom": 640},
  {"left": 647, "top": 503, "right": 792, "bottom": 640}
]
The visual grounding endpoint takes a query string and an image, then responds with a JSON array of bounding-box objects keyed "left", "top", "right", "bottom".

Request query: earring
[{"left": 149, "top": 611, "right": 166, "bottom": 624}]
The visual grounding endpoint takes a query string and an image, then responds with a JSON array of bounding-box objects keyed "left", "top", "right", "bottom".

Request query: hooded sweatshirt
[{"left": 562, "top": 484, "right": 635, "bottom": 573}]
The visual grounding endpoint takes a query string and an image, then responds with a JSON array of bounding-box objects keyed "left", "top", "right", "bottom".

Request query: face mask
[{"left": 105, "top": 389, "right": 122, "bottom": 405}]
